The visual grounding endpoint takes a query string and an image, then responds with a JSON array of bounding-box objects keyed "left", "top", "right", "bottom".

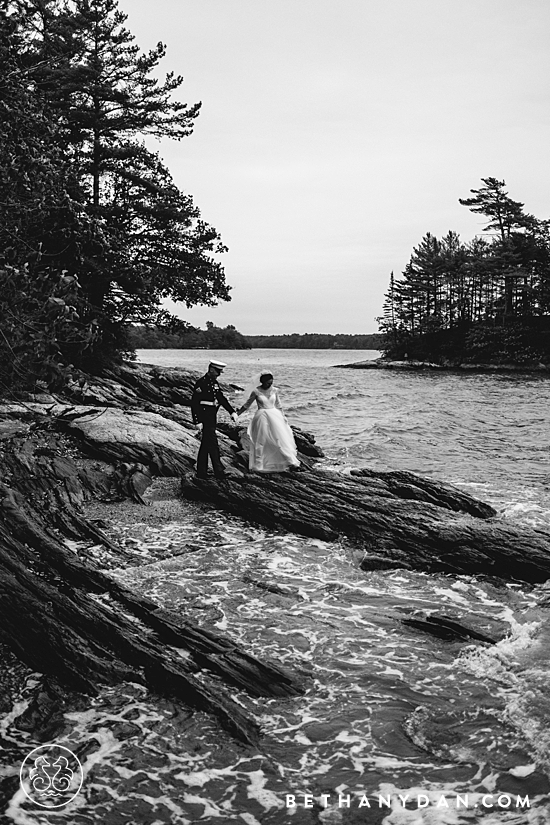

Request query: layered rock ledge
[
  {"left": 179, "top": 468, "right": 550, "bottom": 582},
  {"left": 2, "top": 362, "right": 550, "bottom": 746}
]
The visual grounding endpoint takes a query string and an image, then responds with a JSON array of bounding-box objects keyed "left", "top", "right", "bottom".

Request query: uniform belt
[{"left": 199, "top": 400, "right": 216, "bottom": 406}]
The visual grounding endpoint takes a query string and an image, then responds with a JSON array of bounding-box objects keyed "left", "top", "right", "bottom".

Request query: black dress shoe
[
  {"left": 214, "top": 473, "right": 227, "bottom": 480},
  {"left": 195, "top": 473, "right": 208, "bottom": 480}
]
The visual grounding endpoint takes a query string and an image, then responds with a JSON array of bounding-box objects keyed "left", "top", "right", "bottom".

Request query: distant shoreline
[{"left": 129, "top": 325, "right": 384, "bottom": 351}]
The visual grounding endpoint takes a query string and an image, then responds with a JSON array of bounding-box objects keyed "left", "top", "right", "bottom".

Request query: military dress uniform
[{"left": 191, "top": 366, "right": 236, "bottom": 478}]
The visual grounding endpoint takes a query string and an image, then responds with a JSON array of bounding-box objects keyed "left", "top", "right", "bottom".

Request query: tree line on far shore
[
  {"left": 378, "top": 178, "right": 550, "bottom": 364},
  {"left": 245, "top": 333, "right": 383, "bottom": 349},
  {"left": 128, "top": 321, "right": 251, "bottom": 350},
  {"left": 128, "top": 325, "right": 384, "bottom": 350}
]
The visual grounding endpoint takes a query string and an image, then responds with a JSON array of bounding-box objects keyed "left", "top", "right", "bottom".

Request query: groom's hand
[
  {"left": 195, "top": 422, "right": 203, "bottom": 432},
  {"left": 230, "top": 412, "right": 239, "bottom": 423}
]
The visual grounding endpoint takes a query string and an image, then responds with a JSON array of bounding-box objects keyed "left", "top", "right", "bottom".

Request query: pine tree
[
  {"left": 14, "top": 0, "right": 229, "bottom": 331},
  {"left": 408, "top": 232, "right": 443, "bottom": 326},
  {"left": 101, "top": 144, "right": 230, "bottom": 321},
  {"left": 377, "top": 272, "right": 398, "bottom": 343},
  {"left": 18, "top": 0, "right": 200, "bottom": 206},
  {"left": 0, "top": 3, "right": 96, "bottom": 389},
  {"left": 458, "top": 177, "right": 527, "bottom": 241},
  {"left": 438, "top": 231, "right": 468, "bottom": 327},
  {"left": 459, "top": 178, "right": 531, "bottom": 317}
]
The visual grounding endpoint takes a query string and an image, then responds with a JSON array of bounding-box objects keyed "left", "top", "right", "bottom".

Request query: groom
[{"left": 191, "top": 359, "right": 238, "bottom": 480}]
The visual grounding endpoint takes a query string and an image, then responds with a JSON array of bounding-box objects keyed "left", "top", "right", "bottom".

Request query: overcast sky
[{"left": 117, "top": 0, "right": 550, "bottom": 335}]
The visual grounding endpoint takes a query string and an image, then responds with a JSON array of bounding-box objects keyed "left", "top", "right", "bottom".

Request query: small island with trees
[{"left": 376, "top": 178, "right": 550, "bottom": 368}]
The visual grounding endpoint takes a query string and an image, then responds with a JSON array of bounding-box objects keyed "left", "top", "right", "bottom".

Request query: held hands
[
  {"left": 230, "top": 412, "right": 239, "bottom": 423},
  {"left": 195, "top": 422, "right": 203, "bottom": 432}
]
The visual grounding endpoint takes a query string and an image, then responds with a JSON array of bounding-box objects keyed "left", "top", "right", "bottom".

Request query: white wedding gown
[{"left": 245, "top": 387, "right": 299, "bottom": 473}]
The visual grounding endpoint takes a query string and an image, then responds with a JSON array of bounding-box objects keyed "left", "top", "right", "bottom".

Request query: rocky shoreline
[
  {"left": 2, "top": 361, "right": 550, "bottom": 758},
  {"left": 334, "top": 357, "right": 550, "bottom": 372}
]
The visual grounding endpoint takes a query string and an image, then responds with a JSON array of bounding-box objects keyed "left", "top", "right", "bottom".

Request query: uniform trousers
[{"left": 196, "top": 409, "right": 225, "bottom": 477}]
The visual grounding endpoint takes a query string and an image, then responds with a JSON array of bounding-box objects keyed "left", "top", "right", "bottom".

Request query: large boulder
[{"left": 64, "top": 407, "right": 201, "bottom": 475}]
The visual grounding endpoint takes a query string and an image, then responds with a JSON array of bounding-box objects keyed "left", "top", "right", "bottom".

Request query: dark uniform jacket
[{"left": 191, "top": 373, "right": 235, "bottom": 425}]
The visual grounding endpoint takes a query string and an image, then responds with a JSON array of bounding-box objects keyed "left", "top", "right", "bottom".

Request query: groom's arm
[{"left": 215, "top": 385, "right": 236, "bottom": 415}]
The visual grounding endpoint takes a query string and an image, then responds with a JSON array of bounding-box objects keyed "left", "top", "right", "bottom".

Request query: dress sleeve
[
  {"left": 274, "top": 390, "right": 283, "bottom": 411},
  {"left": 240, "top": 391, "right": 256, "bottom": 412}
]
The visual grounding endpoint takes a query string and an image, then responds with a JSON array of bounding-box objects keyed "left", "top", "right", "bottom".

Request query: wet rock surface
[
  {"left": 179, "top": 467, "right": 550, "bottom": 582},
  {"left": 2, "top": 362, "right": 550, "bottom": 758}
]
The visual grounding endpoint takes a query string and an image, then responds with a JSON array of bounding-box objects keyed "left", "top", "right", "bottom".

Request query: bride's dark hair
[{"left": 259, "top": 372, "right": 273, "bottom": 385}]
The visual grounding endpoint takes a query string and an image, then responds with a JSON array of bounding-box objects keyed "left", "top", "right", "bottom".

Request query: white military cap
[{"left": 209, "top": 359, "right": 227, "bottom": 369}]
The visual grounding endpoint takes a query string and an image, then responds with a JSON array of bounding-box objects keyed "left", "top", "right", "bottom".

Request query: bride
[{"left": 236, "top": 373, "right": 300, "bottom": 473}]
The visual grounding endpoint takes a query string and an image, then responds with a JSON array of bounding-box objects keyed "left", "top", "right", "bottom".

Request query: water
[{"left": 2, "top": 349, "right": 550, "bottom": 824}]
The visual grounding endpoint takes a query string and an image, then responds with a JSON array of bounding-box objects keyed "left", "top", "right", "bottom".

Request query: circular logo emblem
[{"left": 20, "top": 745, "right": 83, "bottom": 808}]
